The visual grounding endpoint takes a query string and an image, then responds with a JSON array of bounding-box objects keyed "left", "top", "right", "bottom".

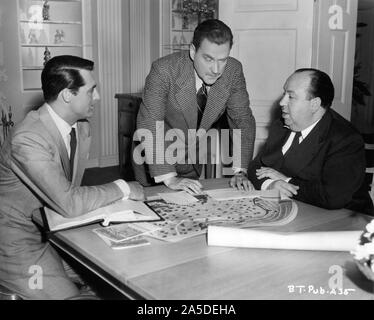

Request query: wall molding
[{"left": 97, "top": 0, "right": 123, "bottom": 163}]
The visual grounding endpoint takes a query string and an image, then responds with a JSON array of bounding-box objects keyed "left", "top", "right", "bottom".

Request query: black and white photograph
[{"left": 0, "top": 0, "right": 374, "bottom": 308}]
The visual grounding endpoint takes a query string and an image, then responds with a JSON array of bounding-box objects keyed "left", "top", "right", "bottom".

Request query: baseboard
[
  {"left": 85, "top": 154, "right": 119, "bottom": 169},
  {"left": 98, "top": 154, "right": 119, "bottom": 168},
  {"left": 85, "top": 158, "right": 99, "bottom": 168}
]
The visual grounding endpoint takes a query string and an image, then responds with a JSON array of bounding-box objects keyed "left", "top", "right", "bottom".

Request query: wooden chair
[{"left": 365, "top": 143, "right": 374, "bottom": 203}]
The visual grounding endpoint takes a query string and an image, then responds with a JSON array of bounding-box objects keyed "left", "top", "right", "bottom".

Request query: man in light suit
[
  {"left": 0, "top": 55, "right": 144, "bottom": 299},
  {"left": 135, "top": 19, "right": 256, "bottom": 194},
  {"left": 247, "top": 68, "right": 373, "bottom": 215}
]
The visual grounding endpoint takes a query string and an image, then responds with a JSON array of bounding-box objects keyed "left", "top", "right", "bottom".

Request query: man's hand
[
  {"left": 268, "top": 180, "right": 299, "bottom": 198},
  {"left": 127, "top": 181, "right": 145, "bottom": 201},
  {"left": 229, "top": 173, "right": 254, "bottom": 191},
  {"left": 256, "top": 167, "right": 289, "bottom": 181},
  {"left": 164, "top": 176, "right": 203, "bottom": 194}
]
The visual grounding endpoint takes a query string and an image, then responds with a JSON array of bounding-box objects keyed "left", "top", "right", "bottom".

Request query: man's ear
[
  {"left": 189, "top": 44, "right": 196, "bottom": 61},
  {"left": 310, "top": 97, "right": 322, "bottom": 113},
  {"left": 60, "top": 88, "right": 73, "bottom": 103}
]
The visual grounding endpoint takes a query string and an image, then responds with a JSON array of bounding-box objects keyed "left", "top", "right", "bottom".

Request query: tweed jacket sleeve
[
  {"left": 136, "top": 59, "right": 177, "bottom": 177},
  {"left": 224, "top": 61, "right": 255, "bottom": 169}
]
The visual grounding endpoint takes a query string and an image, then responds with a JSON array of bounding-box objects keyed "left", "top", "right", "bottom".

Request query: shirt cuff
[
  {"left": 261, "top": 179, "right": 274, "bottom": 191},
  {"left": 154, "top": 172, "right": 178, "bottom": 184},
  {"left": 232, "top": 167, "right": 248, "bottom": 175},
  {"left": 114, "top": 179, "right": 130, "bottom": 200}
]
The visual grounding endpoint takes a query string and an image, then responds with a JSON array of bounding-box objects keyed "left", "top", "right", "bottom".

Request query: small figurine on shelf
[
  {"left": 7, "top": 106, "right": 14, "bottom": 130},
  {"left": 42, "top": 0, "right": 50, "bottom": 21},
  {"left": 182, "top": 15, "right": 189, "bottom": 29},
  {"left": 28, "top": 30, "right": 38, "bottom": 44},
  {"left": 54, "top": 29, "right": 65, "bottom": 44},
  {"left": 43, "top": 47, "right": 51, "bottom": 66}
]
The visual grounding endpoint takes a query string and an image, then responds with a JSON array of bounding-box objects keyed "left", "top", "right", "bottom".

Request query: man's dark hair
[
  {"left": 295, "top": 68, "right": 335, "bottom": 109},
  {"left": 192, "top": 19, "right": 233, "bottom": 50},
  {"left": 41, "top": 55, "right": 94, "bottom": 102}
]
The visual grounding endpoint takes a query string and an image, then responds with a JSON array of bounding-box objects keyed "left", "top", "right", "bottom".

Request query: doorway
[{"left": 351, "top": 0, "right": 374, "bottom": 138}]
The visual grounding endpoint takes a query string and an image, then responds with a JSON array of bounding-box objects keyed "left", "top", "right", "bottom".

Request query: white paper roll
[{"left": 207, "top": 226, "right": 362, "bottom": 252}]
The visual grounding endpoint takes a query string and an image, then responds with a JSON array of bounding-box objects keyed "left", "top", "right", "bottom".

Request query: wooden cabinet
[{"left": 115, "top": 93, "right": 142, "bottom": 178}]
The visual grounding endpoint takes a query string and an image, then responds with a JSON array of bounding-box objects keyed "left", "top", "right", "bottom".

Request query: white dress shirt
[
  {"left": 46, "top": 104, "right": 130, "bottom": 198},
  {"left": 261, "top": 119, "right": 321, "bottom": 190}
]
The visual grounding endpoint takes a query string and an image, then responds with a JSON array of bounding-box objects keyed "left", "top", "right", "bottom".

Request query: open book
[{"left": 44, "top": 199, "right": 162, "bottom": 232}]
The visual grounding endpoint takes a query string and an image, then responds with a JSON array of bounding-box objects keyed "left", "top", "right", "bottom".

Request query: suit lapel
[
  {"left": 39, "top": 104, "right": 71, "bottom": 180},
  {"left": 261, "top": 122, "right": 289, "bottom": 169},
  {"left": 283, "top": 111, "right": 331, "bottom": 175},
  {"left": 175, "top": 57, "right": 198, "bottom": 130}
]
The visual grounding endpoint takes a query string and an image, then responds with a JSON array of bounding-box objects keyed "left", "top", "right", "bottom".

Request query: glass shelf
[
  {"left": 21, "top": 44, "right": 82, "bottom": 47},
  {"left": 20, "top": 19, "right": 81, "bottom": 25},
  {"left": 22, "top": 66, "right": 44, "bottom": 70}
]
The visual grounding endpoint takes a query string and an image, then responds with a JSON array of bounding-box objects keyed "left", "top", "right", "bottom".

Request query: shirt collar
[
  {"left": 46, "top": 103, "right": 77, "bottom": 138},
  {"left": 300, "top": 118, "right": 321, "bottom": 139},
  {"left": 195, "top": 71, "right": 203, "bottom": 92},
  {"left": 283, "top": 117, "right": 322, "bottom": 140}
]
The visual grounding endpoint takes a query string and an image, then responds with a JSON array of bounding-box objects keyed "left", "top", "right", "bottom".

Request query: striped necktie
[{"left": 196, "top": 83, "right": 207, "bottom": 127}]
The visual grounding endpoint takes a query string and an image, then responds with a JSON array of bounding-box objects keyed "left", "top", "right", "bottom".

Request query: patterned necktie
[
  {"left": 196, "top": 83, "right": 207, "bottom": 127},
  {"left": 284, "top": 131, "right": 301, "bottom": 156},
  {"left": 69, "top": 128, "right": 77, "bottom": 180}
]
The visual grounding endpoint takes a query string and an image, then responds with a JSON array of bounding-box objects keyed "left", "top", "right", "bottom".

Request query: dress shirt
[
  {"left": 261, "top": 118, "right": 321, "bottom": 190},
  {"left": 46, "top": 104, "right": 130, "bottom": 198}
]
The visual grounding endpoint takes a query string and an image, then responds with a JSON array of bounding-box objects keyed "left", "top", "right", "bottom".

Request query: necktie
[
  {"left": 196, "top": 83, "right": 207, "bottom": 127},
  {"left": 284, "top": 131, "right": 301, "bottom": 156},
  {"left": 69, "top": 128, "right": 77, "bottom": 180}
]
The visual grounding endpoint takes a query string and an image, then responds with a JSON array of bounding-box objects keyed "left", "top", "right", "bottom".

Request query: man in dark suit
[
  {"left": 0, "top": 55, "right": 144, "bottom": 299},
  {"left": 135, "top": 19, "right": 256, "bottom": 194},
  {"left": 247, "top": 68, "right": 373, "bottom": 215}
]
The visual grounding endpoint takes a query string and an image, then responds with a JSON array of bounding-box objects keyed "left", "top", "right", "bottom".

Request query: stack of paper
[{"left": 93, "top": 224, "right": 154, "bottom": 250}]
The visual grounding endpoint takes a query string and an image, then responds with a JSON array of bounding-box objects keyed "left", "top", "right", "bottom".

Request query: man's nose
[
  {"left": 211, "top": 61, "right": 219, "bottom": 74},
  {"left": 93, "top": 88, "right": 100, "bottom": 101},
  {"left": 279, "top": 95, "right": 287, "bottom": 106}
]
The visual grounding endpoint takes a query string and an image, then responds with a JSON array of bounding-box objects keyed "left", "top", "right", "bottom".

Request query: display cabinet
[
  {"left": 18, "top": 0, "right": 83, "bottom": 91},
  {"left": 160, "top": 0, "right": 219, "bottom": 56}
]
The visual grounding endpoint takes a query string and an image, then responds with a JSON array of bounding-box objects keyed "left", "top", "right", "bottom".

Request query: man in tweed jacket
[{"left": 135, "top": 19, "right": 256, "bottom": 193}]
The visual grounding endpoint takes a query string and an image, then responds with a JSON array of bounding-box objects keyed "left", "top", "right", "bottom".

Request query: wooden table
[{"left": 49, "top": 179, "right": 374, "bottom": 300}]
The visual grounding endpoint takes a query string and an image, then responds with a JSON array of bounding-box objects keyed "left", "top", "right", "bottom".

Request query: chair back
[{"left": 365, "top": 143, "right": 374, "bottom": 203}]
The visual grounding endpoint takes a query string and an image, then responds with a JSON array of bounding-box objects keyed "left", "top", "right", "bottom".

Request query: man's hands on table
[
  {"left": 229, "top": 172, "right": 254, "bottom": 191},
  {"left": 164, "top": 176, "right": 203, "bottom": 195},
  {"left": 256, "top": 167, "right": 299, "bottom": 198},
  {"left": 128, "top": 181, "right": 145, "bottom": 200}
]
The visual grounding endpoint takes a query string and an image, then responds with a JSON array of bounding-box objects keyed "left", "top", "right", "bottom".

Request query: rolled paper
[{"left": 207, "top": 226, "right": 362, "bottom": 252}]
